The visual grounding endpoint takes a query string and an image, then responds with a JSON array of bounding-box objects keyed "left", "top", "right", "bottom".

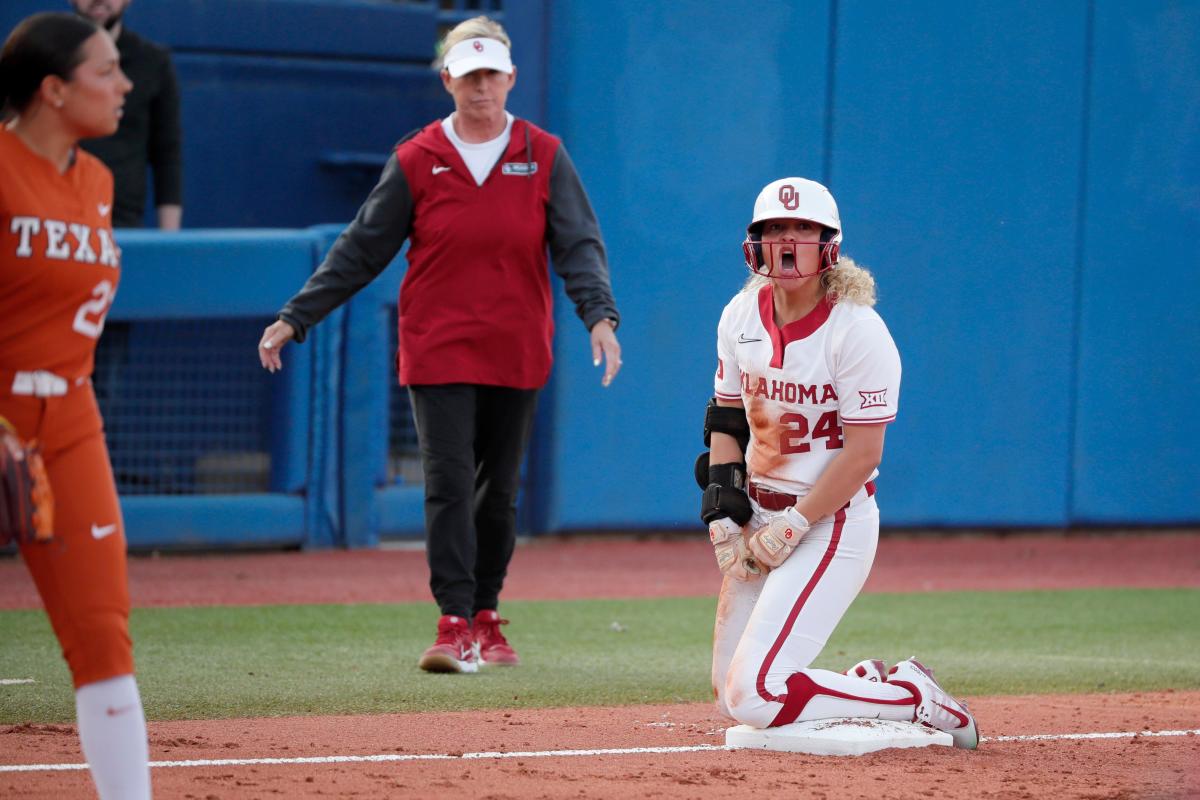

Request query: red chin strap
[{"left": 741, "top": 238, "right": 840, "bottom": 279}]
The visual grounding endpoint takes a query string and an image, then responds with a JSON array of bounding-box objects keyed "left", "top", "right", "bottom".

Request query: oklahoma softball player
[
  {"left": 700, "top": 177, "right": 978, "bottom": 747},
  {"left": 1, "top": 13, "right": 151, "bottom": 797}
]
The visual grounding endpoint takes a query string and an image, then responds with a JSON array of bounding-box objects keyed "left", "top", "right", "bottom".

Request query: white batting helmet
[{"left": 742, "top": 177, "right": 842, "bottom": 277}]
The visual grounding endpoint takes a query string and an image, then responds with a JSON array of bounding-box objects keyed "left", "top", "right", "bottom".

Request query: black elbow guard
[
  {"left": 700, "top": 462, "right": 752, "bottom": 526},
  {"left": 704, "top": 398, "right": 750, "bottom": 454}
]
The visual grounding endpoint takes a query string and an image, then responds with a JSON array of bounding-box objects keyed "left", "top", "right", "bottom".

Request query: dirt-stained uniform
[
  {"left": 711, "top": 284, "right": 915, "bottom": 727},
  {"left": 705, "top": 178, "right": 979, "bottom": 752}
]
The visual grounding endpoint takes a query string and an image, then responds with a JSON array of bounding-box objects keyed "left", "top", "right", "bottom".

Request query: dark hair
[{"left": 0, "top": 12, "right": 100, "bottom": 116}]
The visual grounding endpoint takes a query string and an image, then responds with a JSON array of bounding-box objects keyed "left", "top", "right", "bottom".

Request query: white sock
[{"left": 75, "top": 674, "right": 152, "bottom": 800}]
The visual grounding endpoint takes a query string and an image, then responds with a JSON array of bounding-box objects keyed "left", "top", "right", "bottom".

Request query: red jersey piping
[{"left": 757, "top": 286, "right": 834, "bottom": 369}]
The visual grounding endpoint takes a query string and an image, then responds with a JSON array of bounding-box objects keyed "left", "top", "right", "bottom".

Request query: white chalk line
[
  {"left": 984, "top": 729, "right": 1198, "bottom": 743},
  {"left": 0, "top": 679, "right": 35, "bottom": 685},
  {"left": 2, "top": 729, "right": 1196, "bottom": 774}
]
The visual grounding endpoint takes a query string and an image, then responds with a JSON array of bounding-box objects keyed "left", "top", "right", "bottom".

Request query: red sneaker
[
  {"left": 474, "top": 610, "right": 519, "bottom": 666},
  {"left": 417, "top": 615, "right": 478, "bottom": 673}
]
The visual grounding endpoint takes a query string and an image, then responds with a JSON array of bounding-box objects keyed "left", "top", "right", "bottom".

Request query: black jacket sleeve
[
  {"left": 278, "top": 153, "right": 414, "bottom": 342},
  {"left": 148, "top": 48, "right": 183, "bottom": 207},
  {"left": 545, "top": 145, "right": 620, "bottom": 331}
]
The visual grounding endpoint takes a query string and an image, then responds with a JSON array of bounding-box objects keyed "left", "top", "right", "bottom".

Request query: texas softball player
[
  {"left": 0, "top": 13, "right": 151, "bottom": 797},
  {"left": 699, "top": 177, "right": 978, "bottom": 747}
]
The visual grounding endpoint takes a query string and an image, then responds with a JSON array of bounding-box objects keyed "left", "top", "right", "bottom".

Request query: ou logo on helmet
[{"left": 778, "top": 184, "right": 800, "bottom": 211}]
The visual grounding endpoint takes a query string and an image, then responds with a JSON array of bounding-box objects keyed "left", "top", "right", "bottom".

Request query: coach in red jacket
[{"left": 258, "top": 16, "right": 621, "bottom": 674}]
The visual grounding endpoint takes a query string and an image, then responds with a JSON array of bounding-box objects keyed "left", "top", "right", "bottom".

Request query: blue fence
[{"left": 105, "top": 231, "right": 341, "bottom": 549}]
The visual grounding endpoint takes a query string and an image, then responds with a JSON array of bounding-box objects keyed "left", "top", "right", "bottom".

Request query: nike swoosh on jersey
[
  {"left": 432, "top": 165, "right": 452, "bottom": 175},
  {"left": 737, "top": 334, "right": 762, "bottom": 343},
  {"left": 91, "top": 523, "right": 118, "bottom": 540},
  {"left": 98, "top": 203, "right": 111, "bottom": 217}
]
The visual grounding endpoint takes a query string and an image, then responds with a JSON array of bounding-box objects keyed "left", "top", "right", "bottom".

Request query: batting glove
[
  {"left": 709, "top": 517, "right": 763, "bottom": 581},
  {"left": 748, "top": 507, "right": 811, "bottom": 568}
]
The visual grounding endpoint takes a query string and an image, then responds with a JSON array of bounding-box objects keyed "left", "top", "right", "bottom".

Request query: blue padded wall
[
  {"left": 544, "top": 1, "right": 1095, "bottom": 530},
  {"left": 541, "top": 1, "right": 1199, "bottom": 531},
  {"left": 828, "top": 1, "right": 1089, "bottom": 526},
  {"left": 1072, "top": 1, "right": 1200, "bottom": 522},
  {"left": 543, "top": 0, "right": 833, "bottom": 530}
]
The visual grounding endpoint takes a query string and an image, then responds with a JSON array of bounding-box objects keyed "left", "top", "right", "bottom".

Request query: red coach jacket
[{"left": 279, "top": 118, "right": 619, "bottom": 390}]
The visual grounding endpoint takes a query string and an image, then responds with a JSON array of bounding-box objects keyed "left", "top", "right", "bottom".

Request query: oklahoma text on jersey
[{"left": 741, "top": 372, "right": 839, "bottom": 405}]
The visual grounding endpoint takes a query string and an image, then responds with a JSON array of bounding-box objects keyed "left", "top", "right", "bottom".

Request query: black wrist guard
[{"left": 700, "top": 462, "right": 752, "bottom": 526}]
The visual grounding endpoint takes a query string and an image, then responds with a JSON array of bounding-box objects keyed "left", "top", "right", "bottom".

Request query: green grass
[{"left": 0, "top": 588, "right": 1196, "bottom": 723}]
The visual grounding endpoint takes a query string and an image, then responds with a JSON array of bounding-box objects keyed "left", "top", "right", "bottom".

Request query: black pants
[{"left": 408, "top": 384, "right": 540, "bottom": 619}]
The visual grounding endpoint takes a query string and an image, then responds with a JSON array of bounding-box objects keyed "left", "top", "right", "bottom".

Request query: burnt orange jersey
[{"left": 0, "top": 126, "right": 121, "bottom": 380}]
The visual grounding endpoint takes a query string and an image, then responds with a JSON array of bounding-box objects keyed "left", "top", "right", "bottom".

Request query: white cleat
[{"left": 887, "top": 658, "right": 979, "bottom": 749}]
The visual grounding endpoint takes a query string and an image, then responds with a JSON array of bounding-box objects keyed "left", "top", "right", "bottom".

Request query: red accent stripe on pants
[
  {"left": 769, "top": 669, "right": 915, "bottom": 727},
  {"left": 755, "top": 507, "right": 846, "bottom": 704}
]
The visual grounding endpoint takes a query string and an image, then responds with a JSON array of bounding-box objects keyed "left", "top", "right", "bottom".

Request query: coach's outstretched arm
[{"left": 258, "top": 153, "right": 414, "bottom": 372}]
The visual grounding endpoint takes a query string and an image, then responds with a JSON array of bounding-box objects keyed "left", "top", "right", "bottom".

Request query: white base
[{"left": 726, "top": 718, "right": 953, "bottom": 756}]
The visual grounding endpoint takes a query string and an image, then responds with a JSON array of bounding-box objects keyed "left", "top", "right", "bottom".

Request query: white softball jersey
[{"left": 714, "top": 284, "right": 901, "bottom": 497}]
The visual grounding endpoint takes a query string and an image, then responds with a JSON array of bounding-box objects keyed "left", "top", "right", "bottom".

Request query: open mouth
[{"left": 778, "top": 247, "right": 797, "bottom": 273}]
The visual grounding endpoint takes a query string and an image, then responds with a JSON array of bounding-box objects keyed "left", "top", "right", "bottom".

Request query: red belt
[{"left": 748, "top": 480, "right": 876, "bottom": 512}]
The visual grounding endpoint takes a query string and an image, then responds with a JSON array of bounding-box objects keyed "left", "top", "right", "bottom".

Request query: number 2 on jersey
[
  {"left": 72, "top": 279, "right": 115, "bottom": 339},
  {"left": 779, "top": 410, "right": 844, "bottom": 454}
]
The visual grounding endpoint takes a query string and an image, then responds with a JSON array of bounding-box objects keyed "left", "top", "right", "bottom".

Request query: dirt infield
[
  {"left": 4, "top": 692, "right": 1199, "bottom": 799},
  {"left": 3, "top": 531, "right": 1199, "bottom": 798}
]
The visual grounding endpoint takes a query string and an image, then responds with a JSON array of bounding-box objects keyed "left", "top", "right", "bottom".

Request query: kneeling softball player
[{"left": 700, "top": 177, "right": 978, "bottom": 747}]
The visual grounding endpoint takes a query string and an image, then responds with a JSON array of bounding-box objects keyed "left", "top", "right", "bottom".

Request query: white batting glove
[
  {"left": 748, "top": 507, "right": 811, "bottom": 568},
  {"left": 709, "top": 517, "right": 763, "bottom": 581}
]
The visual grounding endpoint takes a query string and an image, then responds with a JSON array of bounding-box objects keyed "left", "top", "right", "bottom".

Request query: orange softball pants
[{"left": 1, "top": 378, "right": 133, "bottom": 689}]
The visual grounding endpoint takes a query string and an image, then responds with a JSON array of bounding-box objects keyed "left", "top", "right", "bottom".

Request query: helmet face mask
[
  {"left": 744, "top": 236, "right": 837, "bottom": 280},
  {"left": 742, "top": 178, "right": 842, "bottom": 279}
]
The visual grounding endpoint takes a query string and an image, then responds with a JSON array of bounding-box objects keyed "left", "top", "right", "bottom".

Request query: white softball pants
[{"left": 712, "top": 495, "right": 916, "bottom": 728}]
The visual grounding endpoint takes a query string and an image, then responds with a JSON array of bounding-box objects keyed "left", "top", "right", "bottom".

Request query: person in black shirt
[{"left": 71, "top": 0, "right": 182, "bottom": 229}]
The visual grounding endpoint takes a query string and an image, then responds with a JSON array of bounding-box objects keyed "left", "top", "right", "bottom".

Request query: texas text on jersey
[{"left": 0, "top": 126, "right": 121, "bottom": 381}]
